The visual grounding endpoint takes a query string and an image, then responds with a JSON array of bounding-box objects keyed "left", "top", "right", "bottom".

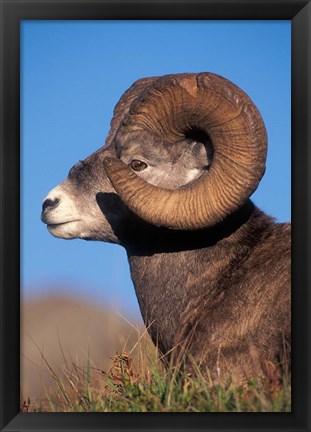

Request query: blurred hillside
[
  {"left": 20, "top": 295, "right": 291, "bottom": 413},
  {"left": 21, "top": 295, "right": 144, "bottom": 400}
]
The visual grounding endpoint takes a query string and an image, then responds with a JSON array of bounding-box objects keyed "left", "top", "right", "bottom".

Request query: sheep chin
[{"left": 47, "top": 220, "right": 81, "bottom": 239}]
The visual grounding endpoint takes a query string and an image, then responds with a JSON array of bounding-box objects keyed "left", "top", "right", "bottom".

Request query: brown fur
[{"left": 125, "top": 203, "right": 291, "bottom": 381}]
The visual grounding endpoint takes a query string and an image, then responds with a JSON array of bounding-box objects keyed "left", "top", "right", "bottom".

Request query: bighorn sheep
[{"left": 41, "top": 73, "right": 291, "bottom": 381}]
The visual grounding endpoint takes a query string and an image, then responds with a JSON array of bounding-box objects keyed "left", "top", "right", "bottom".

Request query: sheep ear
[{"left": 191, "top": 140, "right": 211, "bottom": 159}]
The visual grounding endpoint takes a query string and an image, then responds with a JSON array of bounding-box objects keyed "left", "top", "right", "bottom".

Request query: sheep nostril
[{"left": 42, "top": 197, "right": 60, "bottom": 212}]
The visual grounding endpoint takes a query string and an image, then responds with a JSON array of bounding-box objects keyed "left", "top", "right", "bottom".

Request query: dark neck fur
[{"left": 119, "top": 200, "right": 271, "bottom": 256}]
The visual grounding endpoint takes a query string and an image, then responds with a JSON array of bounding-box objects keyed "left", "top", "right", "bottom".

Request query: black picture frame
[{"left": 0, "top": 0, "right": 310, "bottom": 431}]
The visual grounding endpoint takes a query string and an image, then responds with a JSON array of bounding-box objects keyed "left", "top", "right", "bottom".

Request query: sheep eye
[{"left": 130, "top": 160, "right": 147, "bottom": 172}]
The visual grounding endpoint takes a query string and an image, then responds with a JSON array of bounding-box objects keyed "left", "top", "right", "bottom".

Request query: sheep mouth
[{"left": 47, "top": 220, "right": 80, "bottom": 229}]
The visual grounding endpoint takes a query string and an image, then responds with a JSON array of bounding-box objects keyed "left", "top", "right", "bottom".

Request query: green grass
[{"left": 21, "top": 331, "right": 291, "bottom": 413}]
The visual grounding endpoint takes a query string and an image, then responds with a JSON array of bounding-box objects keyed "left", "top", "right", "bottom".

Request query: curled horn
[{"left": 104, "top": 73, "right": 267, "bottom": 230}]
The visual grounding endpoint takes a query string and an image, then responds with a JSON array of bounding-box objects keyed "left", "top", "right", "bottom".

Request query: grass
[{"left": 21, "top": 326, "right": 291, "bottom": 413}]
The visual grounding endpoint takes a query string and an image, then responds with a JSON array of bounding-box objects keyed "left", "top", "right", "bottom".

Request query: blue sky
[{"left": 21, "top": 21, "right": 291, "bottom": 317}]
